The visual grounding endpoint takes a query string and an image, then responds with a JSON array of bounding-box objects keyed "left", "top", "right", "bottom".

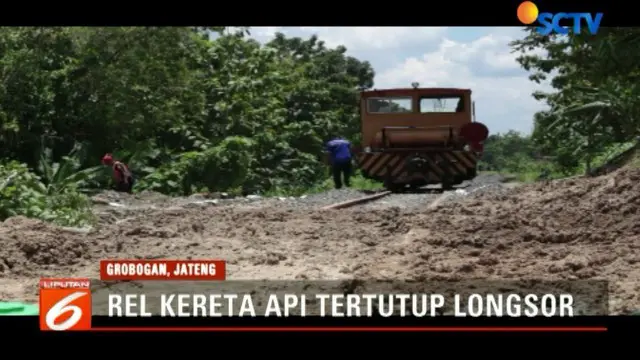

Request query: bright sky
[{"left": 249, "top": 27, "right": 552, "bottom": 135}]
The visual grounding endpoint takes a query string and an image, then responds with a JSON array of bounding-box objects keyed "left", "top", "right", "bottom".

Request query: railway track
[{"left": 319, "top": 184, "right": 469, "bottom": 211}]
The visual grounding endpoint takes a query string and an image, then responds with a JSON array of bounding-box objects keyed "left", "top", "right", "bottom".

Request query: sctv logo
[{"left": 517, "top": 1, "right": 603, "bottom": 35}]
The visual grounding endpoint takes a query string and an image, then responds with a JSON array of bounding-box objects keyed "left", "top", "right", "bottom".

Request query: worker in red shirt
[{"left": 101, "top": 153, "right": 135, "bottom": 193}]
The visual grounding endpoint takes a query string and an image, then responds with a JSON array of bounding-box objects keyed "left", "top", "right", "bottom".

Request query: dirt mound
[
  {"left": 0, "top": 217, "right": 95, "bottom": 277},
  {"left": 92, "top": 189, "right": 174, "bottom": 207},
  {"left": 2, "top": 167, "right": 640, "bottom": 312},
  {"left": 376, "top": 167, "right": 640, "bottom": 313}
]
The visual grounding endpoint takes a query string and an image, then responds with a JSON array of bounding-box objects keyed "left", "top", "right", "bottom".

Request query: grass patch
[
  {"left": 619, "top": 146, "right": 640, "bottom": 169},
  {"left": 628, "top": 152, "right": 640, "bottom": 169},
  {"left": 262, "top": 170, "right": 384, "bottom": 197}
]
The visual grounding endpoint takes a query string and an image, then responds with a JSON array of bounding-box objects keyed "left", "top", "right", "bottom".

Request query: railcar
[{"left": 355, "top": 84, "right": 489, "bottom": 192}]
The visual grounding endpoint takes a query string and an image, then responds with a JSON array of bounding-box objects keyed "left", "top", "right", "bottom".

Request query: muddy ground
[{"left": 1, "top": 168, "right": 639, "bottom": 314}]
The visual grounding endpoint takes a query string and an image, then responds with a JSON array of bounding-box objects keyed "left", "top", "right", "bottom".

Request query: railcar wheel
[
  {"left": 441, "top": 180, "right": 453, "bottom": 191},
  {"left": 385, "top": 182, "right": 404, "bottom": 193}
]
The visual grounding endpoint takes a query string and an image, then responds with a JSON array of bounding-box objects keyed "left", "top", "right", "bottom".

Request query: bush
[
  {"left": 136, "top": 136, "right": 254, "bottom": 195},
  {"left": 0, "top": 161, "right": 95, "bottom": 227}
]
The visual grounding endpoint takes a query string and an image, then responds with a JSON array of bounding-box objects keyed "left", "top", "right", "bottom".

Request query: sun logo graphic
[
  {"left": 517, "top": 1, "right": 539, "bottom": 25},
  {"left": 516, "top": 1, "right": 603, "bottom": 35}
]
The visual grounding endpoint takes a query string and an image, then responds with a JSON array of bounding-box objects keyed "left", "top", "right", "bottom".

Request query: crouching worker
[
  {"left": 325, "top": 136, "right": 353, "bottom": 189},
  {"left": 101, "top": 153, "right": 135, "bottom": 193}
]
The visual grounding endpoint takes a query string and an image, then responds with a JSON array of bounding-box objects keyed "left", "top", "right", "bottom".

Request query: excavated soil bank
[{"left": 1, "top": 167, "right": 640, "bottom": 313}]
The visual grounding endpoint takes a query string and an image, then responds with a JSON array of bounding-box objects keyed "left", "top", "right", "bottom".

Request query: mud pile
[
  {"left": 368, "top": 167, "right": 640, "bottom": 313},
  {"left": 1, "top": 167, "right": 640, "bottom": 312},
  {"left": 0, "top": 217, "right": 96, "bottom": 276}
]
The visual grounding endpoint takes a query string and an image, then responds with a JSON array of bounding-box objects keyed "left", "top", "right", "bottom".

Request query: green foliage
[
  {"left": 0, "top": 27, "right": 380, "bottom": 224},
  {"left": 37, "top": 143, "right": 104, "bottom": 195},
  {"left": 0, "top": 161, "right": 95, "bottom": 227},
  {"left": 480, "top": 131, "right": 637, "bottom": 182},
  {"left": 510, "top": 27, "right": 640, "bottom": 173},
  {"left": 136, "top": 136, "right": 254, "bottom": 195},
  {"left": 479, "top": 131, "right": 556, "bottom": 182},
  {"left": 0, "top": 27, "right": 375, "bottom": 205}
]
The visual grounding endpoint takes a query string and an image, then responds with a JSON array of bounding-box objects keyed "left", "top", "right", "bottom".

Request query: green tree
[
  {"left": 0, "top": 26, "right": 377, "bottom": 218},
  {"left": 510, "top": 27, "right": 640, "bottom": 173}
]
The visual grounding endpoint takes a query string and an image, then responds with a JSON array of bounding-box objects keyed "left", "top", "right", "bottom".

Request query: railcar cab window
[
  {"left": 367, "top": 97, "right": 412, "bottom": 113},
  {"left": 419, "top": 96, "right": 464, "bottom": 113}
]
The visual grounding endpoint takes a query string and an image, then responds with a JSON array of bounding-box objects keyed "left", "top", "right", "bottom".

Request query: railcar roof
[{"left": 361, "top": 88, "right": 471, "bottom": 97}]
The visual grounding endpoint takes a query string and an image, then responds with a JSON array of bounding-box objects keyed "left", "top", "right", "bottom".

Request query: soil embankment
[{"left": 1, "top": 168, "right": 639, "bottom": 313}]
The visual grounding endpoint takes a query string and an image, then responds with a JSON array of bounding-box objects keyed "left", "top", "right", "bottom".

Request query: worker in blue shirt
[{"left": 325, "top": 136, "right": 353, "bottom": 189}]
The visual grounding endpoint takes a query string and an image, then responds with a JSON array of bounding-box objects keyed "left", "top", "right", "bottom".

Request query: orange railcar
[{"left": 355, "top": 86, "right": 489, "bottom": 191}]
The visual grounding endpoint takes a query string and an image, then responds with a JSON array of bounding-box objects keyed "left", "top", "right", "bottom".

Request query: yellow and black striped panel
[
  {"left": 356, "top": 150, "right": 478, "bottom": 185},
  {"left": 357, "top": 152, "right": 404, "bottom": 180}
]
